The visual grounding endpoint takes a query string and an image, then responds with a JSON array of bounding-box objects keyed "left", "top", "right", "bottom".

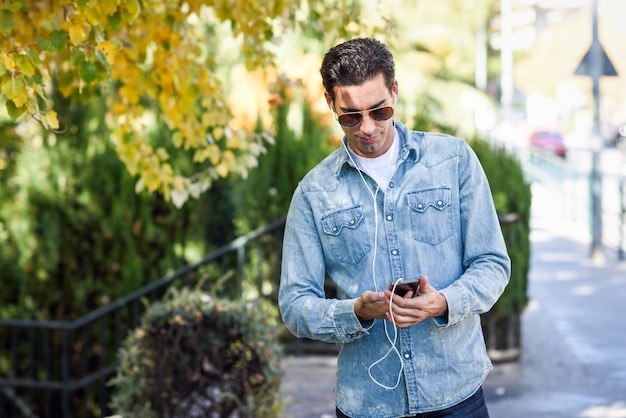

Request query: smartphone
[{"left": 388, "top": 277, "right": 420, "bottom": 297}]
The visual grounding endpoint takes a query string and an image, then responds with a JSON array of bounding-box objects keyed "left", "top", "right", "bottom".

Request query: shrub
[
  {"left": 109, "top": 287, "right": 283, "bottom": 418},
  {"left": 469, "top": 138, "right": 531, "bottom": 315},
  {"left": 470, "top": 137, "right": 532, "bottom": 359}
]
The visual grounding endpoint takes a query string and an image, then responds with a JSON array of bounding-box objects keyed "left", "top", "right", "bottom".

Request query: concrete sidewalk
[{"left": 279, "top": 184, "right": 626, "bottom": 418}]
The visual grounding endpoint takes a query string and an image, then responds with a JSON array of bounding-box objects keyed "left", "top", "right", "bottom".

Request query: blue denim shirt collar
[{"left": 334, "top": 122, "right": 420, "bottom": 179}]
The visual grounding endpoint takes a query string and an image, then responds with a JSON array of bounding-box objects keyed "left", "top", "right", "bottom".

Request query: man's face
[{"left": 327, "top": 74, "right": 398, "bottom": 158}]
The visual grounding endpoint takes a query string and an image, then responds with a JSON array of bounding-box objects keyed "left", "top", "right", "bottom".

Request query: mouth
[{"left": 359, "top": 135, "right": 379, "bottom": 144}]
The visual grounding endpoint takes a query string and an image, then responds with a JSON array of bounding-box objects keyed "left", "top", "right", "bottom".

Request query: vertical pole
[
  {"left": 589, "top": 0, "right": 604, "bottom": 262},
  {"left": 617, "top": 177, "right": 626, "bottom": 260},
  {"left": 62, "top": 329, "right": 70, "bottom": 417},
  {"left": 475, "top": 26, "right": 487, "bottom": 92},
  {"left": 500, "top": 0, "right": 514, "bottom": 110}
]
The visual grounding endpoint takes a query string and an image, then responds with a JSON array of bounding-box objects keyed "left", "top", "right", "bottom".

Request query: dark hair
[{"left": 320, "top": 38, "right": 395, "bottom": 101}]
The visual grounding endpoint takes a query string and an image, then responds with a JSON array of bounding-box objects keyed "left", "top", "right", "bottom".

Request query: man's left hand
[{"left": 383, "top": 275, "right": 448, "bottom": 328}]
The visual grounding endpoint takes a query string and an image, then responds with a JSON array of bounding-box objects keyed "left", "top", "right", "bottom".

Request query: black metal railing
[{"left": 0, "top": 218, "right": 285, "bottom": 418}]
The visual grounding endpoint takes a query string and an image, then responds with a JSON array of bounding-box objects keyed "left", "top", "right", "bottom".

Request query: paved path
[{"left": 279, "top": 183, "right": 626, "bottom": 418}]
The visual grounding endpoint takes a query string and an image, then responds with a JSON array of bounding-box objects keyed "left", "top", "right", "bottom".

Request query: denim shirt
[{"left": 278, "top": 121, "right": 511, "bottom": 418}]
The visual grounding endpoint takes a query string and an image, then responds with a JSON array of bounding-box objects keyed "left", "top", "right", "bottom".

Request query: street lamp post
[{"left": 574, "top": 0, "right": 618, "bottom": 262}]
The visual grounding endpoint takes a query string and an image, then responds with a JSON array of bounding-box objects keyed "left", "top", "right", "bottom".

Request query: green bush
[
  {"left": 469, "top": 138, "right": 531, "bottom": 316},
  {"left": 109, "top": 287, "right": 284, "bottom": 418},
  {"left": 469, "top": 137, "right": 531, "bottom": 358}
]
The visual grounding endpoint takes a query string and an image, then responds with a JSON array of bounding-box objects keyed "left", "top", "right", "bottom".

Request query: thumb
[
  {"left": 416, "top": 275, "right": 430, "bottom": 295},
  {"left": 362, "top": 290, "right": 385, "bottom": 303}
]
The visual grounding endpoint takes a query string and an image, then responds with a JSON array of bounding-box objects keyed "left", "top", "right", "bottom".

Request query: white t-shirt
[{"left": 349, "top": 129, "right": 400, "bottom": 193}]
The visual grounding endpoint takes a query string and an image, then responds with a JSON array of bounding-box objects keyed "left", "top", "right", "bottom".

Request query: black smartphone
[{"left": 388, "top": 277, "right": 420, "bottom": 297}]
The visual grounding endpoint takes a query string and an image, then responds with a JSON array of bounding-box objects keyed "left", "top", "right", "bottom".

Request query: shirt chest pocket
[
  {"left": 407, "top": 187, "right": 453, "bottom": 245},
  {"left": 321, "top": 206, "right": 371, "bottom": 265}
]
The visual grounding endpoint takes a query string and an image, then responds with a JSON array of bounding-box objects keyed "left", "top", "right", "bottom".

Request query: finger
[
  {"left": 416, "top": 275, "right": 430, "bottom": 295},
  {"left": 363, "top": 290, "right": 384, "bottom": 303}
]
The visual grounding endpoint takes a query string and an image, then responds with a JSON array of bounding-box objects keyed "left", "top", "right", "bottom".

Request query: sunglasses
[{"left": 335, "top": 105, "right": 394, "bottom": 127}]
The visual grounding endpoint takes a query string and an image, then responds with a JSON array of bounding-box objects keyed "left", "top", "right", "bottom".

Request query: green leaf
[
  {"left": 79, "top": 61, "right": 99, "bottom": 83},
  {"left": 49, "top": 30, "right": 70, "bottom": 51},
  {"left": 6, "top": 0, "right": 28, "bottom": 12},
  {"left": 70, "top": 48, "right": 86, "bottom": 66},
  {"left": 1, "top": 77, "right": 25, "bottom": 100},
  {"left": 107, "top": 12, "right": 122, "bottom": 31},
  {"left": 37, "top": 38, "right": 55, "bottom": 53},
  {"left": 25, "top": 47, "right": 41, "bottom": 65},
  {"left": 5, "top": 100, "right": 26, "bottom": 119},
  {"left": 0, "top": 10, "right": 15, "bottom": 36}
]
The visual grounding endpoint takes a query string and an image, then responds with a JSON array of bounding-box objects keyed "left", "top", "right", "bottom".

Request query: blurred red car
[{"left": 528, "top": 130, "right": 567, "bottom": 158}]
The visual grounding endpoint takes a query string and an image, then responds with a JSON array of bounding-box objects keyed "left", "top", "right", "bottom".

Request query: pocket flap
[
  {"left": 321, "top": 206, "right": 364, "bottom": 236},
  {"left": 407, "top": 187, "right": 451, "bottom": 213}
]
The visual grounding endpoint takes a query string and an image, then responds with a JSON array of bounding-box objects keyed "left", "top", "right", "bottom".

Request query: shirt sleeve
[{"left": 278, "top": 186, "right": 372, "bottom": 343}]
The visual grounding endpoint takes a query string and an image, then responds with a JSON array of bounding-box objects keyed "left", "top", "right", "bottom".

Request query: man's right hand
[{"left": 354, "top": 291, "right": 388, "bottom": 321}]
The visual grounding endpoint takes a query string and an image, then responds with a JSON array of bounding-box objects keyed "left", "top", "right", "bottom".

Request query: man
[{"left": 278, "top": 37, "right": 510, "bottom": 418}]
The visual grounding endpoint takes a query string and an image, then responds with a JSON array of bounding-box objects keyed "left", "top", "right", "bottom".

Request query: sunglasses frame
[{"left": 334, "top": 104, "right": 395, "bottom": 127}]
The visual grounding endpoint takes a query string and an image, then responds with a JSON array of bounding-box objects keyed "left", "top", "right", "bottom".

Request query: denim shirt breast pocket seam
[
  {"left": 321, "top": 206, "right": 371, "bottom": 265},
  {"left": 406, "top": 186, "right": 454, "bottom": 245}
]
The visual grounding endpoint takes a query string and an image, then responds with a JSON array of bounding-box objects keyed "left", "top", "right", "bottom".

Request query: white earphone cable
[
  {"left": 341, "top": 134, "right": 405, "bottom": 390},
  {"left": 367, "top": 277, "right": 405, "bottom": 390}
]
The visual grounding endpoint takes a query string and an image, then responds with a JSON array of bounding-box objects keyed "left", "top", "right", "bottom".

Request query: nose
[{"left": 359, "top": 112, "right": 377, "bottom": 134}]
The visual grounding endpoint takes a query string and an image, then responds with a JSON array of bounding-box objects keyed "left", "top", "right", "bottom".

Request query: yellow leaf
[
  {"left": 96, "top": 41, "right": 117, "bottom": 65},
  {"left": 99, "top": 0, "right": 119, "bottom": 16},
  {"left": 57, "top": 79, "right": 75, "bottom": 98},
  {"left": 11, "top": 92, "right": 28, "bottom": 108},
  {"left": 119, "top": 84, "right": 140, "bottom": 105},
  {"left": 212, "top": 127, "right": 224, "bottom": 141},
  {"left": 215, "top": 162, "right": 229, "bottom": 177},
  {"left": 122, "top": 0, "right": 141, "bottom": 21},
  {"left": 1, "top": 77, "right": 28, "bottom": 107},
  {"left": 46, "top": 111, "right": 59, "bottom": 130},
  {"left": 15, "top": 55, "right": 35, "bottom": 76},
  {"left": 83, "top": 7, "right": 100, "bottom": 26},
  {"left": 1, "top": 53, "right": 16, "bottom": 72},
  {"left": 61, "top": 19, "right": 87, "bottom": 46},
  {"left": 155, "top": 147, "right": 169, "bottom": 161}
]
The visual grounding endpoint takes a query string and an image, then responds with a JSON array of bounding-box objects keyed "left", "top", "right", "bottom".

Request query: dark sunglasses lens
[
  {"left": 371, "top": 106, "right": 394, "bottom": 121},
  {"left": 337, "top": 114, "right": 362, "bottom": 127}
]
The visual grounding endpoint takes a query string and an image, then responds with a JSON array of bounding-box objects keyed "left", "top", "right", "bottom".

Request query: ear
[
  {"left": 324, "top": 91, "right": 333, "bottom": 111},
  {"left": 391, "top": 80, "right": 399, "bottom": 102}
]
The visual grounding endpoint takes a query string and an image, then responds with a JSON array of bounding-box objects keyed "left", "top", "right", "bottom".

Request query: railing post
[
  {"left": 617, "top": 173, "right": 626, "bottom": 260},
  {"left": 61, "top": 328, "right": 70, "bottom": 417},
  {"left": 237, "top": 246, "right": 245, "bottom": 299},
  {"left": 44, "top": 329, "right": 52, "bottom": 418}
]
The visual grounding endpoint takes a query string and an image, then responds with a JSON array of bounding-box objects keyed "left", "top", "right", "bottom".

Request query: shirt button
[
  {"left": 386, "top": 215, "right": 393, "bottom": 221},
  {"left": 332, "top": 226, "right": 338, "bottom": 232},
  {"left": 389, "top": 182, "right": 394, "bottom": 188},
  {"left": 437, "top": 200, "right": 443, "bottom": 206},
  {"left": 391, "top": 249, "right": 398, "bottom": 255},
  {"left": 350, "top": 219, "right": 355, "bottom": 225},
  {"left": 404, "top": 353, "right": 410, "bottom": 359},
  {"left": 417, "top": 203, "right": 424, "bottom": 209}
]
